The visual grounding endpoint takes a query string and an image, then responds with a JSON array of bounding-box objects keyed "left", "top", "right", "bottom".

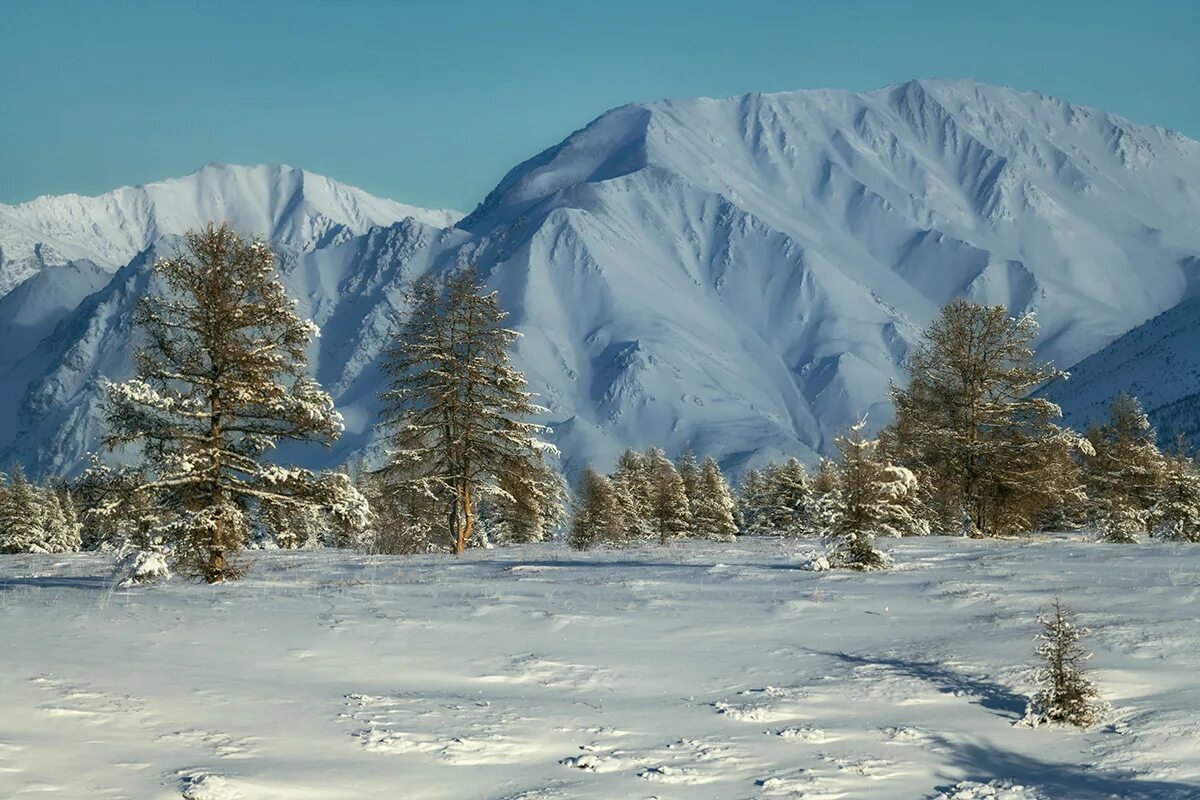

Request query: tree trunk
[{"left": 456, "top": 481, "right": 473, "bottom": 554}]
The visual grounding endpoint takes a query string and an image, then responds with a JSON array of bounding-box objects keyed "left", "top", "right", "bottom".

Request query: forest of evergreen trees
[{"left": 2, "top": 225, "right": 1198, "bottom": 580}]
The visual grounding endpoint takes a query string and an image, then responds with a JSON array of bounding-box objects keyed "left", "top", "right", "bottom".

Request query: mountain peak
[{"left": 0, "top": 164, "right": 463, "bottom": 294}]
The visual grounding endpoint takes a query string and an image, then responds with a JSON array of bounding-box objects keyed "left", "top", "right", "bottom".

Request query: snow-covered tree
[
  {"left": 1086, "top": 394, "right": 1167, "bottom": 543},
  {"left": 43, "top": 490, "right": 82, "bottom": 553},
  {"left": 377, "top": 267, "right": 554, "bottom": 555},
  {"left": 647, "top": 448, "right": 692, "bottom": 544},
  {"left": 103, "top": 223, "right": 366, "bottom": 582},
  {"left": 71, "top": 458, "right": 163, "bottom": 551},
  {"left": 874, "top": 465, "right": 931, "bottom": 537},
  {"left": 808, "top": 457, "right": 842, "bottom": 537},
  {"left": 569, "top": 467, "right": 628, "bottom": 550},
  {"left": 676, "top": 447, "right": 701, "bottom": 524},
  {"left": 735, "top": 467, "right": 769, "bottom": 535},
  {"left": 1149, "top": 444, "right": 1200, "bottom": 543},
  {"left": 690, "top": 457, "right": 739, "bottom": 541},
  {"left": 354, "top": 468, "right": 444, "bottom": 555},
  {"left": 825, "top": 421, "right": 891, "bottom": 570},
  {"left": 481, "top": 455, "right": 568, "bottom": 545},
  {"left": 1026, "top": 598, "right": 1102, "bottom": 728},
  {"left": 611, "top": 448, "right": 654, "bottom": 540},
  {"left": 0, "top": 465, "right": 48, "bottom": 554},
  {"left": 885, "top": 300, "right": 1076, "bottom": 536},
  {"left": 761, "top": 459, "right": 813, "bottom": 536}
]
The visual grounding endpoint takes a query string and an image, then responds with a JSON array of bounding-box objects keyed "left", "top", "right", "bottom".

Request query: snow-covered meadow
[{"left": 1, "top": 536, "right": 1198, "bottom": 799}]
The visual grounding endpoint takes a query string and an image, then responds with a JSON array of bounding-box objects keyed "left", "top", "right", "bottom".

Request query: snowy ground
[{"left": 1, "top": 536, "right": 1198, "bottom": 799}]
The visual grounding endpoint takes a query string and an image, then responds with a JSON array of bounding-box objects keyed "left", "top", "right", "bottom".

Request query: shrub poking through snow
[
  {"left": 1025, "top": 597, "right": 1103, "bottom": 728},
  {"left": 116, "top": 547, "right": 171, "bottom": 588}
]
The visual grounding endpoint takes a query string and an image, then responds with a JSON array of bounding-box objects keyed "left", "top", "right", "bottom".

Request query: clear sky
[{"left": 2, "top": 0, "right": 1197, "bottom": 212}]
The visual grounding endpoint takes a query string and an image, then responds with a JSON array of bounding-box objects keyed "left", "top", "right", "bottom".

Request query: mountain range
[{"left": 2, "top": 79, "right": 1198, "bottom": 477}]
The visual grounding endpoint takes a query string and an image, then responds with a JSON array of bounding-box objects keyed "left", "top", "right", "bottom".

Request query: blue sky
[{"left": 2, "top": 0, "right": 1197, "bottom": 211}]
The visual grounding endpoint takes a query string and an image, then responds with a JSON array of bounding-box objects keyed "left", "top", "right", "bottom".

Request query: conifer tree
[
  {"left": 809, "top": 457, "right": 843, "bottom": 538},
  {"left": 354, "top": 468, "right": 442, "bottom": 555},
  {"left": 1026, "top": 598, "right": 1102, "bottom": 728},
  {"left": 760, "top": 458, "right": 812, "bottom": 536},
  {"left": 676, "top": 447, "right": 701, "bottom": 527},
  {"left": 103, "top": 223, "right": 366, "bottom": 581},
  {"left": 71, "top": 458, "right": 163, "bottom": 551},
  {"left": 875, "top": 465, "right": 931, "bottom": 537},
  {"left": 885, "top": 300, "right": 1076, "bottom": 536},
  {"left": 378, "top": 267, "right": 553, "bottom": 555},
  {"left": 736, "top": 467, "right": 769, "bottom": 535},
  {"left": 0, "top": 465, "right": 48, "bottom": 554},
  {"left": 647, "top": 448, "right": 692, "bottom": 544},
  {"left": 53, "top": 491, "right": 84, "bottom": 553},
  {"left": 482, "top": 455, "right": 568, "bottom": 545},
  {"left": 1086, "top": 393, "right": 1167, "bottom": 542},
  {"left": 569, "top": 467, "right": 627, "bottom": 550},
  {"left": 1149, "top": 442, "right": 1200, "bottom": 542},
  {"left": 611, "top": 448, "right": 654, "bottom": 540},
  {"left": 825, "top": 421, "right": 891, "bottom": 570},
  {"left": 690, "top": 456, "right": 739, "bottom": 541}
]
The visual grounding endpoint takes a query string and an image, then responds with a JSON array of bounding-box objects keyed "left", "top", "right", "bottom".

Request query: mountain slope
[
  {"left": 0, "top": 163, "right": 462, "bottom": 295},
  {"left": 2, "top": 80, "right": 1199, "bottom": 477},
  {"left": 1044, "top": 282, "right": 1200, "bottom": 446}
]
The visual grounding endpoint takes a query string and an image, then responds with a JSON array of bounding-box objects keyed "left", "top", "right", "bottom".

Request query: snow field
[{"left": 1, "top": 536, "right": 1198, "bottom": 798}]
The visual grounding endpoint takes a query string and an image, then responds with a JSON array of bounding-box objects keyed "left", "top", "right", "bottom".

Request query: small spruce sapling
[{"left": 1025, "top": 597, "right": 1103, "bottom": 728}]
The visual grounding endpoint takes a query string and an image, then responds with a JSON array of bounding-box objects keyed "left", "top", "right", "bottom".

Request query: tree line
[{"left": 0, "top": 224, "right": 1197, "bottom": 580}]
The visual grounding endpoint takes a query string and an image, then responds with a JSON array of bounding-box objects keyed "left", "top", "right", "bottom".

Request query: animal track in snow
[
  {"left": 775, "top": 725, "right": 833, "bottom": 743},
  {"left": 157, "top": 729, "right": 259, "bottom": 760},
  {"left": 713, "top": 686, "right": 809, "bottom": 723},
  {"left": 560, "top": 736, "right": 748, "bottom": 785},
  {"left": 30, "top": 674, "right": 146, "bottom": 723},
  {"left": 478, "top": 654, "right": 611, "bottom": 691},
  {"left": 343, "top": 692, "right": 541, "bottom": 765}
]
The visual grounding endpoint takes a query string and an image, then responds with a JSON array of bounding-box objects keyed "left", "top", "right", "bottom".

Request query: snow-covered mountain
[
  {"left": 0, "top": 163, "right": 462, "bottom": 295},
  {"left": 1044, "top": 283, "right": 1200, "bottom": 446},
  {"left": 2, "top": 79, "right": 1199, "bottom": 477}
]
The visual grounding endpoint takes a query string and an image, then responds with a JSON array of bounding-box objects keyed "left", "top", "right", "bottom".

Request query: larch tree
[
  {"left": 1085, "top": 393, "right": 1166, "bottom": 543},
  {"left": 676, "top": 447, "right": 701, "bottom": 521},
  {"left": 825, "top": 420, "right": 891, "bottom": 570},
  {"left": 569, "top": 467, "right": 628, "bottom": 550},
  {"left": 761, "top": 458, "right": 813, "bottom": 536},
  {"left": 611, "top": 448, "right": 655, "bottom": 540},
  {"left": 886, "top": 299, "right": 1077, "bottom": 536},
  {"left": 103, "top": 223, "right": 367, "bottom": 582},
  {"left": 690, "top": 456, "right": 739, "bottom": 541},
  {"left": 647, "top": 448, "right": 692, "bottom": 544},
  {"left": 378, "top": 267, "right": 555, "bottom": 555},
  {"left": 808, "top": 457, "right": 842, "bottom": 538},
  {"left": 0, "top": 465, "right": 48, "bottom": 554},
  {"left": 736, "top": 467, "right": 769, "bottom": 535},
  {"left": 1149, "top": 439, "right": 1200, "bottom": 542},
  {"left": 481, "top": 455, "right": 569, "bottom": 545}
]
